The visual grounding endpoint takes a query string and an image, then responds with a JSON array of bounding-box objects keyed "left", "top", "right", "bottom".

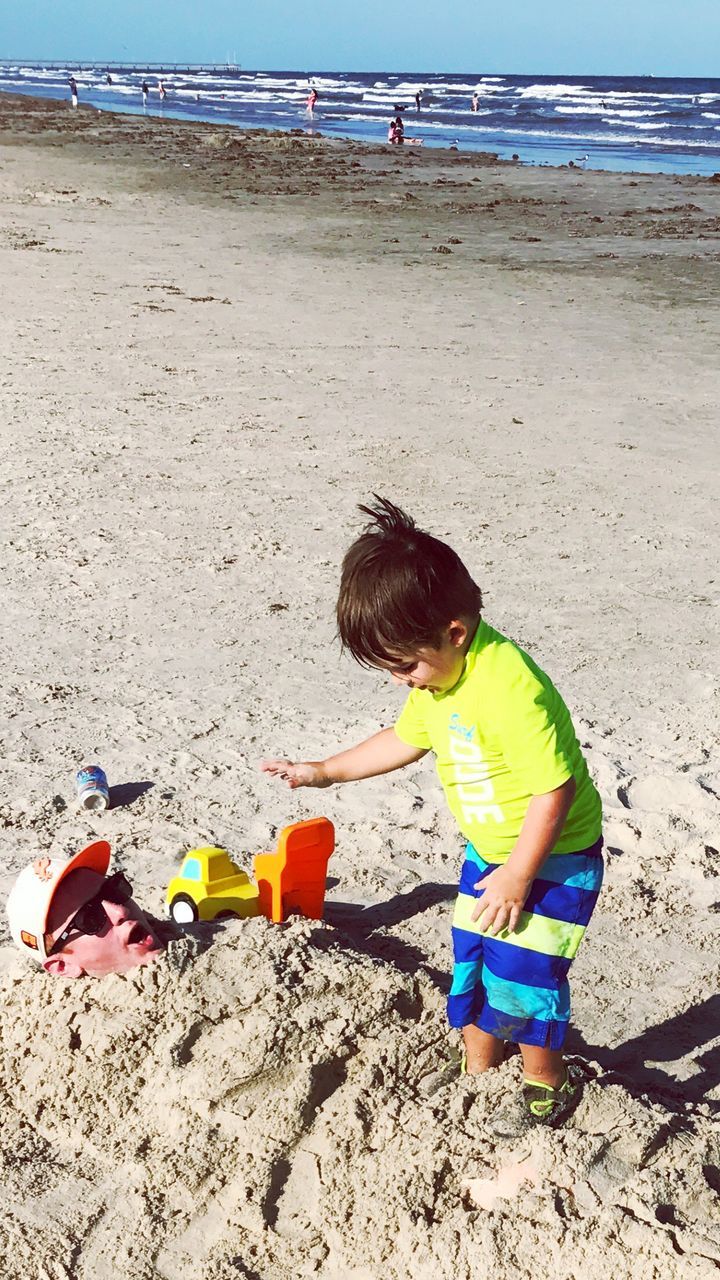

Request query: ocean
[{"left": 3, "top": 64, "right": 720, "bottom": 175}]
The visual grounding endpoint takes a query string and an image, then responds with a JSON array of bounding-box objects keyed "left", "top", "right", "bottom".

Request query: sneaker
[
  {"left": 417, "top": 1050, "right": 464, "bottom": 1097},
  {"left": 523, "top": 1065, "right": 583, "bottom": 1127},
  {"left": 488, "top": 1065, "right": 583, "bottom": 1139}
]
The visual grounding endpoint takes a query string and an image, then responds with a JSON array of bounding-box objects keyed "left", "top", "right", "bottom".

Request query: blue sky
[{"left": 3, "top": 0, "right": 720, "bottom": 76}]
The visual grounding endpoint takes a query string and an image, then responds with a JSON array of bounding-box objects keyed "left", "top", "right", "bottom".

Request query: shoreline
[
  {"left": 4, "top": 87, "right": 720, "bottom": 193},
  {"left": 5, "top": 85, "right": 720, "bottom": 177}
]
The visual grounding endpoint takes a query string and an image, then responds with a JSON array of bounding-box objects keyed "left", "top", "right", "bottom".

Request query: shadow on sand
[
  {"left": 325, "top": 885, "right": 720, "bottom": 1109},
  {"left": 109, "top": 780, "right": 155, "bottom": 808}
]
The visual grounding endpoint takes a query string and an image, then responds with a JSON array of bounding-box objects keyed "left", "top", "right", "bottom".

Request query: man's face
[{"left": 44, "top": 868, "right": 163, "bottom": 978}]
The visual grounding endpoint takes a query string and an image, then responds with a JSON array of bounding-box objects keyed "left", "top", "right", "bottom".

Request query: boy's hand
[
  {"left": 471, "top": 865, "right": 532, "bottom": 935},
  {"left": 261, "top": 729, "right": 425, "bottom": 789},
  {"left": 260, "top": 759, "right": 331, "bottom": 789}
]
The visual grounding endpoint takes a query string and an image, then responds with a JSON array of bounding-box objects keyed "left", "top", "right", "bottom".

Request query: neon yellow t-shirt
[{"left": 394, "top": 619, "right": 602, "bottom": 862}]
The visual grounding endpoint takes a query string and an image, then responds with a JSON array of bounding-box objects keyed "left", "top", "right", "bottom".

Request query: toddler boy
[{"left": 262, "top": 497, "right": 603, "bottom": 1130}]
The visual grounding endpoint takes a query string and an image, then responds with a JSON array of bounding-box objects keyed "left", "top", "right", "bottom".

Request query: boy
[{"left": 262, "top": 497, "right": 603, "bottom": 1131}]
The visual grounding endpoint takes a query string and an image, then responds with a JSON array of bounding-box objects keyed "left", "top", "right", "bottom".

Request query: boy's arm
[
  {"left": 471, "top": 776, "right": 577, "bottom": 934},
  {"left": 261, "top": 727, "right": 427, "bottom": 789}
]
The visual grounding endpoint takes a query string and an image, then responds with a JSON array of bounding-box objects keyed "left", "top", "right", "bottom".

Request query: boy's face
[{"left": 380, "top": 621, "right": 471, "bottom": 694}]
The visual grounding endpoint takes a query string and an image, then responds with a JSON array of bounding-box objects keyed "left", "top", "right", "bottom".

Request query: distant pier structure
[{"left": 0, "top": 60, "right": 241, "bottom": 73}]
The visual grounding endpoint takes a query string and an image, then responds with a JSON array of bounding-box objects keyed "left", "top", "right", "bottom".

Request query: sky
[{"left": 2, "top": 0, "right": 720, "bottom": 77}]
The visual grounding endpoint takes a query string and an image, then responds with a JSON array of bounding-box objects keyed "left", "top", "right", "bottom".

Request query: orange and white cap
[{"left": 6, "top": 841, "right": 111, "bottom": 963}]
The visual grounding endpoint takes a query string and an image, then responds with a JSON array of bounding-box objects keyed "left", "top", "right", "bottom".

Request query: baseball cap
[{"left": 6, "top": 841, "right": 111, "bottom": 964}]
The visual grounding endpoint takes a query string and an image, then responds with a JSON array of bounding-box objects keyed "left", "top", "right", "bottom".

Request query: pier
[{"left": 0, "top": 60, "right": 241, "bottom": 74}]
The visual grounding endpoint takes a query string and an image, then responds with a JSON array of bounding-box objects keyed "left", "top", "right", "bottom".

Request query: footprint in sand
[{"left": 620, "top": 774, "right": 718, "bottom": 814}]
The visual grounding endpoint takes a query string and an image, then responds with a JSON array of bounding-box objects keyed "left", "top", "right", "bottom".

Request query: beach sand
[{"left": 0, "top": 92, "right": 719, "bottom": 1278}]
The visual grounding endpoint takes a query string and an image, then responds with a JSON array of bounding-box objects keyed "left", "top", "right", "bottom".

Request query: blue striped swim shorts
[{"left": 448, "top": 839, "right": 604, "bottom": 1049}]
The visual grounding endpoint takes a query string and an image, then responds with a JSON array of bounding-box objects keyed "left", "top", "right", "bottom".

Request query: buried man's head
[{"left": 6, "top": 841, "right": 164, "bottom": 977}]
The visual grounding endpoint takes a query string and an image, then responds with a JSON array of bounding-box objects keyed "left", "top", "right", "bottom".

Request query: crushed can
[{"left": 76, "top": 764, "right": 110, "bottom": 811}]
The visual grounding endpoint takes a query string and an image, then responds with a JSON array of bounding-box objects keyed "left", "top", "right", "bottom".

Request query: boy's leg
[
  {"left": 481, "top": 844, "right": 604, "bottom": 1131},
  {"left": 449, "top": 844, "right": 497, "bottom": 1061},
  {"left": 519, "top": 1043, "right": 566, "bottom": 1089},
  {"left": 463, "top": 1024, "right": 505, "bottom": 1074},
  {"left": 452, "top": 846, "right": 513, "bottom": 1074}
]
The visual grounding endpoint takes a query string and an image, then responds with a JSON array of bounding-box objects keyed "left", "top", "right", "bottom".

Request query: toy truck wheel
[{"left": 169, "top": 893, "right": 199, "bottom": 924}]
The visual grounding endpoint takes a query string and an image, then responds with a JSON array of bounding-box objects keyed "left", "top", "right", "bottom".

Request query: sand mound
[{"left": 1, "top": 920, "right": 718, "bottom": 1280}]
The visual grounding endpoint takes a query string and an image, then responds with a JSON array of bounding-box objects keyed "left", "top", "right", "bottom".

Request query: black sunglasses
[{"left": 49, "top": 871, "right": 133, "bottom": 954}]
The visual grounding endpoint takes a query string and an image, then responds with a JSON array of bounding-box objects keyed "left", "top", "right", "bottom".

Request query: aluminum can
[{"left": 76, "top": 764, "right": 110, "bottom": 811}]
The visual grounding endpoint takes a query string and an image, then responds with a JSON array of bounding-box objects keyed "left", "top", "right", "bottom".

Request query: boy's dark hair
[{"left": 337, "top": 496, "right": 482, "bottom": 667}]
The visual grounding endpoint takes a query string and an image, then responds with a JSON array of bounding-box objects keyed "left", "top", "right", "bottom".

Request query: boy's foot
[
  {"left": 417, "top": 1050, "right": 464, "bottom": 1097},
  {"left": 488, "top": 1065, "right": 583, "bottom": 1138}
]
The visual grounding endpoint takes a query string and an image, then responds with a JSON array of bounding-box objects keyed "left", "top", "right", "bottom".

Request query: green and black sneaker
[
  {"left": 522, "top": 1065, "right": 583, "bottom": 1127},
  {"left": 488, "top": 1065, "right": 583, "bottom": 1139}
]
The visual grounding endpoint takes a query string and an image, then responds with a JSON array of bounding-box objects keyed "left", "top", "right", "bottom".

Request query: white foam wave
[
  {"left": 307, "top": 77, "right": 354, "bottom": 89},
  {"left": 466, "top": 123, "right": 720, "bottom": 148},
  {"left": 518, "top": 82, "right": 591, "bottom": 98},
  {"left": 604, "top": 108, "right": 665, "bottom": 117},
  {"left": 335, "top": 111, "right": 414, "bottom": 124},
  {"left": 450, "top": 82, "right": 512, "bottom": 94},
  {"left": 361, "top": 92, "right": 415, "bottom": 103},
  {"left": 556, "top": 104, "right": 660, "bottom": 117}
]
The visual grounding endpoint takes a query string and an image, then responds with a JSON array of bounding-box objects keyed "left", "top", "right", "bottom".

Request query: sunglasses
[{"left": 49, "top": 871, "right": 134, "bottom": 954}]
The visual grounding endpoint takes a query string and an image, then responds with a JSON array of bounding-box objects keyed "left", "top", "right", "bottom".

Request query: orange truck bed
[{"left": 253, "top": 817, "right": 335, "bottom": 923}]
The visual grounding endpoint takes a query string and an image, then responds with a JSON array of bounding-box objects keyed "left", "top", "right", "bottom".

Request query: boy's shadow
[
  {"left": 326, "top": 886, "right": 720, "bottom": 1109},
  {"left": 568, "top": 993, "right": 720, "bottom": 1109},
  {"left": 323, "top": 882, "right": 456, "bottom": 994}
]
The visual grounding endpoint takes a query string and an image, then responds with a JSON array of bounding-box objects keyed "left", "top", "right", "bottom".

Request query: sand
[{"left": 0, "top": 92, "right": 718, "bottom": 1279}]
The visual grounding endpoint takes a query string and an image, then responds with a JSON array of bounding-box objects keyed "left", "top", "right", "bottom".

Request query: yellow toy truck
[{"left": 166, "top": 847, "right": 260, "bottom": 924}]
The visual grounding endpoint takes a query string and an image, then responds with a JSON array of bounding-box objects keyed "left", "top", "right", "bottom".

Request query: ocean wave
[
  {"left": 605, "top": 108, "right": 669, "bottom": 117},
  {"left": 465, "top": 124, "right": 720, "bottom": 148},
  {"left": 555, "top": 105, "right": 660, "bottom": 117},
  {"left": 518, "top": 82, "right": 592, "bottom": 98},
  {"left": 361, "top": 92, "right": 417, "bottom": 103}
]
